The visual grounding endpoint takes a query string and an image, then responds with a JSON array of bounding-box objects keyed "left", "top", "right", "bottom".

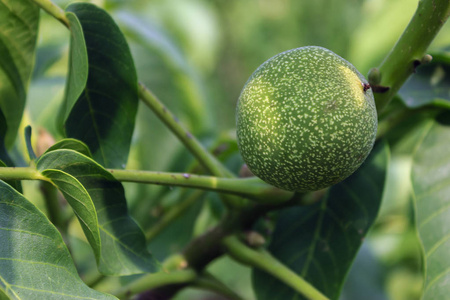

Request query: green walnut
[{"left": 236, "top": 46, "right": 377, "bottom": 192}]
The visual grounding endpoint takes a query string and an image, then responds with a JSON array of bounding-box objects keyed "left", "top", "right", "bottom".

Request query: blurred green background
[{"left": 23, "top": 0, "right": 450, "bottom": 299}]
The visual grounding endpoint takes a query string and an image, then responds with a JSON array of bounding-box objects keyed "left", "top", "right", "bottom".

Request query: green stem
[
  {"left": 145, "top": 190, "right": 204, "bottom": 241},
  {"left": 0, "top": 167, "right": 293, "bottom": 204},
  {"left": 222, "top": 235, "right": 329, "bottom": 300},
  {"left": 161, "top": 254, "right": 189, "bottom": 272},
  {"left": 138, "top": 83, "right": 232, "bottom": 178},
  {"left": 110, "top": 255, "right": 192, "bottom": 298},
  {"left": 113, "top": 269, "right": 197, "bottom": 299},
  {"left": 110, "top": 169, "right": 293, "bottom": 204},
  {"left": 31, "top": 0, "right": 69, "bottom": 28},
  {"left": 375, "top": 0, "right": 450, "bottom": 113},
  {"left": 0, "top": 167, "right": 47, "bottom": 181},
  {"left": 138, "top": 83, "right": 247, "bottom": 208},
  {"left": 193, "top": 273, "right": 245, "bottom": 300}
]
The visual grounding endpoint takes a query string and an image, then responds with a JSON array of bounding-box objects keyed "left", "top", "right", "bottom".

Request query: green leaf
[
  {"left": 0, "top": 108, "right": 13, "bottom": 167},
  {"left": 0, "top": 0, "right": 39, "bottom": 147},
  {"left": 252, "top": 141, "right": 390, "bottom": 300},
  {"left": 41, "top": 169, "right": 102, "bottom": 264},
  {"left": 399, "top": 52, "right": 450, "bottom": 109},
  {"left": 61, "top": 3, "right": 138, "bottom": 168},
  {"left": 58, "top": 11, "right": 87, "bottom": 125},
  {"left": 340, "top": 243, "right": 388, "bottom": 300},
  {"left": 37, "top": 149, "right": 160, "bottom": 275},
  {"left": 0, "top": 180, "right": 117, "bottom": 300},
  {"left": 411, "top": 111, "right": 450, "bottom": 300},
  {"left": 0, "top": 108, "right": 21, "bottom": 192},
  {"left": 24, "top": 126, "right": 36, "bottom": 161},
  {"left": 45, "top": 138, "right": 93, "bottom": 158}
]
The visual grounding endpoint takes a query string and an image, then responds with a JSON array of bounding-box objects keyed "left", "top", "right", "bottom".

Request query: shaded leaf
[
  {"left": 147, "top": 190, "right": 205, "bottom": 261},
  {"left": 0, "top": 108, "right": 21, "bottom": 192},
  {"left": 0, "top": 108, "right": 13, "bottom": 167},
  {"left": 399, "top": 52, "right": 450, "bottom": 109},
  {"left": 0, "top": 180, "right": 117, "bottom": 300},
  {"left": 252, "top": 141, "right": 390, "bottom": 300},
  {"left": 340, "top": 242, "right": 388, "bottom": 300},
  {"left": 61, "top": 3, "right": 138, "bottom": 168},
  {"left": 45, "top": 138, "right": 93, "bottom": 158},
  {"left": 411, "top": 111, "right": 450, "bottom": 300},
  {"left": 37, "top": 149, "right": 160, "bottom": 275},
  {"left": 0, "top": 0, "right": 39, "bottom": 147}
]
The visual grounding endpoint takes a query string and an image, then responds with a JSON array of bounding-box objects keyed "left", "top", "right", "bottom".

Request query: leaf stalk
[
  {"left": 0, "top": 167, "right": 47, "bottom": 181},
  {"left": 0, "top": 167, "right": 293, "bottom": 205},
  {"left": 31, "top": 0, "right": 70, "bottom": 27},
  {"left": 222, "top": 235, "right": 330, "bottom": 300},
  {"left": 113, "top": 269, "right": 197, "bottom": 299},
  {"left": 137, "top": 83, "right": 247, "bottom": 208},
  {"left": 192, "top": 273, "right": 245, "bottom": 300},
  {"left": 145, "top": 190, "right": 204, "bottom": 241},
  {"left": 110, "top": 168, "right": 293, "bottom": 204}
]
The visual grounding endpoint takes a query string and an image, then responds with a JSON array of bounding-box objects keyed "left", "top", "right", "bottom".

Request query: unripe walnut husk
[{"left": 236, "top": 46, "right": 377, "bottom": 192}]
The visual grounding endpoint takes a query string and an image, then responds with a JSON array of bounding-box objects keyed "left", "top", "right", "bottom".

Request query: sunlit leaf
[
  {"left": 0, "top": 180, "right": 117, "bottom": 300},
  {"left": 0, "top": 0, "right": 39, "bottom": 147},
  {"left": 252, "top": 141, "right": 389, "bottom": 300},
  {"left": 37, "top": 149, "right": 160, "bottom": 275},
  {"left": 61, "top": 3, "right": 138, "bottom": 169},
  {"left": 411, "top": 111, "right": 450, "bottom": 300},
  {"left": 45, "top": 138, "right": 93, "bottom": 158}
]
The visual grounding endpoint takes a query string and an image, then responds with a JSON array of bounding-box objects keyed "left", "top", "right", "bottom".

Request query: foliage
[{"left": 0, "top": 0, "right": 449, "bottom": 299}]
